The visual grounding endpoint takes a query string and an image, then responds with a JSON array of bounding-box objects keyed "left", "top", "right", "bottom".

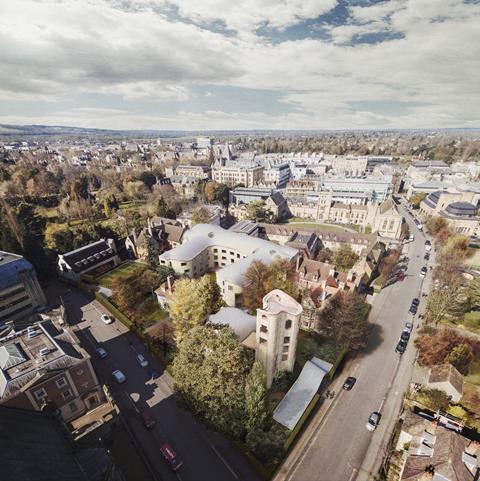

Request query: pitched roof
[
  {"left": 269, "top": 191, "right": 286, "bottom": 206},
  {"left": 428, "top": 364, "right": 464, "bottom": 395},
  {"left": 0, "top": 251, "right": 34, "bottom": 291},
  {"left": 61, "top": 239, "right": 116, "bottom": 273}
]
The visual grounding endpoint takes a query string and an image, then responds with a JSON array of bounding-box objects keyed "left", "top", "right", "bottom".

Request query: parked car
[
  {"left": 408, "top": 234, "right": 415, "bottom": 242},
  {"left": 160, "top": 442, "right": 183, "bottom": 472},
  {"left": 141, "top": 410, "right": 156, "bottom": 430},
  {"left": 136, "top": 354, "right": 149, "bottom": 368},
  {"left": 399, "top": 265, "right": 408, "bottom": 273},
  {"left": 396, "top": 339, "right": 408, "bottom": 354},
  {"left": 366, "top": 412, "right": 381, "bottom": 431},
  {"left": 343, "top": 377, "right": 357, "bottom": 390},
  {"left": 424, "top": 253, "right": 430, "bottom": 261},
  {"left": 404, "top": 322, "right": 413, "bottom": 333},
  {"left": 425, "top": 240, "right": 432, "bottom": 252},
  {"left": 101, "top": 314, "right": 113, "bottom": 325},
  {"left": 409, "top": 304, "right": 418, "bottom": 315},
  {"left": 400, "top": 330, "right": 410, "bottom": 341},
  {"left": 420, "top": 266, "right": 428, "bottom": 277},
  {"left": 112, "top": 370, "right": 126, "bottom": 384},
  {"left": 96, "top": 347, "right": 108, "bottom": 359},
  {"left": 411, "top": 298, "right": 420, "bottom": 307}
]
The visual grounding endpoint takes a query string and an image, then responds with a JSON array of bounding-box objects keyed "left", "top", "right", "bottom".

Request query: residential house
[{"left": 427, "top": 364, "right": 464, "bottom": 402}]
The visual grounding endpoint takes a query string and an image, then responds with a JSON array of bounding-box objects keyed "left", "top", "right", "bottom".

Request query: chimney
[
  {"left": 296, "top": 255, "right": 302, "bottom": 271},
  {"left": 147, "top": 217, "right": 153, "bottom": 236},
  {"left": 339, "top": 281, "right": 345, "bottom": 290},
  {"left": 166, "top": 275, "right": 173, "bottom": 292},
  {"left": 321, "top": 290, "right": 327, "bottom": 301},
  {"left": 328, "top": 268, "right": 336, "bottom": 277}
]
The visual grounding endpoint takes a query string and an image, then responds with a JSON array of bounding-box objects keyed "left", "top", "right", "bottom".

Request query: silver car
[{"left": 366, "top": 412, "right": 381, "bottom": 431}]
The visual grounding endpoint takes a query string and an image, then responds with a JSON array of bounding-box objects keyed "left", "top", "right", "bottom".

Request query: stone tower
[{"left": 255, "top": 289, "right": 303, "bottom": 388}]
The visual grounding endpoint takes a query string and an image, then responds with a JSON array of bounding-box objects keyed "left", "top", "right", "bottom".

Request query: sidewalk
[{"left": 272, "top": 366, "right": 352, "bottom": 481}]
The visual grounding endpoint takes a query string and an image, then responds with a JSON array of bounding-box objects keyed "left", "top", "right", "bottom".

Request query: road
[
  {"left": 281, "top": 204, "right": 433, "bottom": 481},
  {"left": 58, "top": 287, "right": 259, "bottom": 481}
]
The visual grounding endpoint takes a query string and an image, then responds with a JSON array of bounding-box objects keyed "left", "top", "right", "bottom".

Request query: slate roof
[
  {"left": 61, "top": 239, "right": 116, "bottom": 273},
  {"left": 428, "top": 364, "right": 464, "bottom": 396},
  {"left": 269, "top": 191, "right": 286, "bottom": 206}
]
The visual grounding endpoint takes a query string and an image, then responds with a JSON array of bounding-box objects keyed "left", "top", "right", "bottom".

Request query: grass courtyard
[
  {"left": 287, "top": 218, "right": 360, "bottom": 233},
  {"left": 97, "top": 261, "right": 146, "bottom": 288}
]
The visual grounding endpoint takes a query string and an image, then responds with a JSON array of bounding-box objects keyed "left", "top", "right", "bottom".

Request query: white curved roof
[
  {"left": 160, "top": 224, "right": 297, "bottom": 262},
  {"left": 208, "top": 307, "right": 256, "bottom": 341},
  {"left": 261, "top": 289, "right": 302, "bottom": 316}
]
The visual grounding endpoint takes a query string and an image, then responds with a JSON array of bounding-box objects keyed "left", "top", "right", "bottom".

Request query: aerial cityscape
[{"left": 1, "top": 1, "right": 480, "bottom": 481}]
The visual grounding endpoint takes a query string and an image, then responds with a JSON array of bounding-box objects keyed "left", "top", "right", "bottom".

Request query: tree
[
  {"left": 317, "top": 291, "right": 370, "bottom": 351},
  {"left": 415, "top": 388, "right": 450, "bottom": 411},
  {"left": 409, "top": 192, "right": 427, "bottom": 209},
  {"left": 315, "top": 248, "right": 333, "bottom": 263},
  {"left": 172, "top": 325, "right": 251, "bottom": 437},
  {"left": 425, "top": 275, "right": 464, "bottom": 324},
  {"left": 102, "top": 193, "right": 119, "bottom": 218},
  {"left": 467, "top": 277, "right": 480, "bottom": 309},
  {"left": 378, "top": 249, "right": 401, "bottom": 286},
  {"left": 191, "top": 206, "right": 212, "bottom": 225},
  {"left": 445, "top": 344, "right": 474, "bottom": 375},
  {"left": 149, "top": 195, "right": 170, "bottom": 218},
  {"left": 204, "top": 181, "right": 217, "bottom": 203},
  {"left": 415, "top": 329, "right": 476, "bottom": 373},
  {"left": 245, "top": 201, "right": 270, "bottom": 222},
  {"left": 426, "top": 217, "right": 448, "bottom": 236},
  {"left": 169, "top": 275, "right": 223, "bottom": 341},
  {"left": 245, "top": 361, "right": 269, "bottom": 435},
  {"left": 333, "top": 245, "right": 359, "bottom": 272},
  {"left": 139, "top": 171, "right": 157, "bottom": 190},
  {"left": 156, "top": 265, "right": 175, "bottom": 284}
]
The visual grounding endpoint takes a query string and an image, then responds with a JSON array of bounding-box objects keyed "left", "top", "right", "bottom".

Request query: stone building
[{"left": 255, "top": 289, "right": 302, "bottom": 388}]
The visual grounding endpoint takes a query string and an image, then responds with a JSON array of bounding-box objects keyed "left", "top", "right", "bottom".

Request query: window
[
  {"left": 237, "top": 253, "right": 241, "bottom": 259},
  {"left": 282, "top": 345, "right": 289, "bottom": 353},
  {"left": 55, "top": 378, "right": 67, "bottom": 389},
  {"left": 259, "top": 337, "right": 267, "bottom": 344},
  {"left": 285, "top": 319, "right": 292, "bottom": 329},
  {"left": 282, "top": 354, "right": 288, "bottom": 361},
  {"left": 260, "top": 325, "right": 268, "bottom": 333},
  {"left": 284, "top": 336, "right": 290, "bottom": 344},
  {"left": 221, "top": 249, "right": 226, "bottom": 254},
  {"left": 34, "top": 388, "right": 47, "bottom": 400},
  {"left": 180, "top": 262, "right": 187, "bottom": 266},
  {"left": 69, "top": 401, "right": 78, "bottom": 413},
  {"left": 61, "top": 389, "right": 73, "bottom": 400},
  {"left": 228, "top": 285, "right": 233, "bottom": 291}
]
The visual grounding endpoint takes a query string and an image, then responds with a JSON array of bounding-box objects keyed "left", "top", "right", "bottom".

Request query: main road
[
  {"left": 278, "top": 204, "right": 432, "bottom": 481},
  {"left": 56, "top": 286, "right": 260, "bottom": 481}
]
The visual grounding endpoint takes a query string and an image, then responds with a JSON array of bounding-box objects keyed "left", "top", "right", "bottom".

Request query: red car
[{"left": 160, "top": 442, "right": 183, "bottom": 472}]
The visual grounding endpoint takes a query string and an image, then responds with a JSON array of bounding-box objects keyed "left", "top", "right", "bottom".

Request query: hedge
[
  {"left": 283, "top": 394, "right": 321, "bottom": 452},
  {"left": 94, "top": 292, "right": 133, "bottom": 329}
]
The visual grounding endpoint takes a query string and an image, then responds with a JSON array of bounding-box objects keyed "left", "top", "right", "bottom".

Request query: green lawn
[
  {"left": 441, "top": 311, "right": 480, "bottom": 336},
  {"left": 296, "top": 330, "right": 342, "bottom": 369},
  {"left": 36, "top": 206, "right": 59, "bottom": 219},
  {"left": 97, "top": 261, "right": 145, "bottom": 288},
  {"left": 287, "top": 221, "right": 358, "bottom": 233}
]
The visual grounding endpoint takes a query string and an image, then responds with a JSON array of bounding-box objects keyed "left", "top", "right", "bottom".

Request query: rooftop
[
  {"left": 208, "top": 307, "right": 256, "bottom": 342},
  {"left": 0, "top": 251, "right": 35, "bottom": 292},
  {"left": 261, "top": 289, "right": 302, "bottom": 316},
  {"left": 61, "top": 239, "right": 116, "bottom": 273}
]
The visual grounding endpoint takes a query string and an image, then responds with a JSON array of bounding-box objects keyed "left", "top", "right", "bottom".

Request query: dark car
[
  {"left": 396, "top": 339, "right": 408, "bottom": 354},
  {"left": 420, "top": 266, "right": 428, "bottom": 277},
  {"left": 141, "top": 410, "right": 156, "bottom": 430},
  {"left": 343, "top": 377, "right": 357, "bottom": 390},
  {"left": 411, "top": 298, "right": 420, "bottom": 307},
  {"left": 160, "top": 442, "right": 183, "bottom": 472},
  {"left": 400, "top": 330, "right": 410, "bottom": 342},
  {"left": 409, "top": 305, "right": 418, "bottom": 315},
  {"left": 424, "top": 253, "right": 430, "bottom": 261}
]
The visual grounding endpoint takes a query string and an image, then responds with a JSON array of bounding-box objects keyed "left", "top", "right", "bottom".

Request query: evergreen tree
[{"left": 245, "top": 361, "right": 269, "bottom": 435}]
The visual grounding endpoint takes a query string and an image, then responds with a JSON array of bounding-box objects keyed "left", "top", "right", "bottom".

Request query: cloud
[{"left": 0, "top": 0, "right": 479, "bottom": 129}]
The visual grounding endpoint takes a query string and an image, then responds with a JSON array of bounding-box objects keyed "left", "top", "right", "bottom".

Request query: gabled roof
[
  {"left": 268, "top": 192, "right": 286, "bottom": 206},
  {"left": 428, "top": 364, "right": 464, "bottom": 396},
  {"left": 61, "top": 239, "right": 116, "bottom": 273}
]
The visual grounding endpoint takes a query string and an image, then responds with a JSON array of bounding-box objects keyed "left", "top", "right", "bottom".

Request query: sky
[{"left": 0, "top": 0, "right": 479, "bottom": 131}]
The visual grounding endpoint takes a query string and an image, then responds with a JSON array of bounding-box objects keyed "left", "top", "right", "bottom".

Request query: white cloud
[{"left": 0, "top": 0, "right": 479, "bottom": 129}]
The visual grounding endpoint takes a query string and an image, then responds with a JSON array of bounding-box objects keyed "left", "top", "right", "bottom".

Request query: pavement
[
  {"left": 275, "top": 203, "right": 434, "bottom": 481},
  {"left": 55, "top": 285, "right": 260, "bottom": 481}
]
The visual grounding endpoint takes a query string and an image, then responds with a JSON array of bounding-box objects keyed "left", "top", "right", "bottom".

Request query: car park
[
  {"left": 141, "top": 410, "right": 156, "bottom": 430},
  {"left": 96, "top": 347, "right": 108, "bottom": 359},
  {"left": 136, "top": 354, "right": 149, "bottom": 368},
  {"left": 366, "top": 412, "right": 381, "bottom": 431},
  {"left": 160, "top": 442, "right": 183, "bottom": 472},
  {"left": 396, "top": 339, "right": 407, "bottom": 354},
  {"left": 343, "top": 377, "right": 357, "bottom": 390},
  {"left": 112, "top": 370, "right": 126, "bottom": 384},
  {"left": 101, "top": 314, "right": 113, "bottom": 324}
]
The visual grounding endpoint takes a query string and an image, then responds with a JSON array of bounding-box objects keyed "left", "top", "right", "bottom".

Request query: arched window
[{"left": 285, "top": 319, "right": 292, "bottom": 329}]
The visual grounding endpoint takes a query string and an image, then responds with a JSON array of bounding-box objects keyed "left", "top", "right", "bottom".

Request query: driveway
[{"left": 58, "top": 286, "right": 259, "bottom": 481}]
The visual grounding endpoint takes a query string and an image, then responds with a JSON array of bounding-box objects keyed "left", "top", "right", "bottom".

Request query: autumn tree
[
  {"left": 426, "top": 217, "right": 448, "bottom": 236},
  {"left": 172, "top": 325, "right": 251, "bottom": 437},
  {"left": 191, "top": 206, "right": 212, "bottom": 225},
  {"left": 378, "top": 248, "right": 401, "bottom": 285},
  {"left": 317, "top": 291, "right": 370, "bottom": 351},
  {"left": 169, "top": 275, "right": 223, "bottom": 341},
  {"left": 333, "top": 245, "right": 359, "bottom": 272},
  {"left": 409, "top": 192, "right": 427, "bottom": 209}
]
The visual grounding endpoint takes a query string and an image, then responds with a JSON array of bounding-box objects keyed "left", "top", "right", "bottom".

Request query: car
[
  {"left": 396, "top": 339, "right": 408, "bottom": 354},
  {"left": 411, "top": 298, "right": 420, "bottom": 307},
  {"left": 160, "top": 442, "right": 183, "bottom": 472},
  {"left": 399, "top": 265, "right": 408, "bottom": 273},
  {"left": 409, "top": 304, "right": 418, "bottom": 314},
  {"left": 404, "top": 322, "right": 413, "bottom": 333},
  {"left": 343, "top": 377, "right": 357, "bottom": 390},
  {"left": 408, "top": 234, "right": 415, "bottom": 242},
  {"left": 400, "top": 330, "right": 410, "bottom": 341},
  {"left": 141, "top": 409, "right": 156, "bottom": 430},
  {"left": 398, "top": 272, "right": 405, "bottom": 282},
  {"left": 366, "top": 412, "right": 381, "bottom": 431},
  {"left": 112, "top": 370, "right": 126, "bottom": 384},
  {"left": 136, "top": 354, "right": 149, "bottom": 368},
  {"left": 424, "top": 253, "right": 430, "bottom": 261},
  {"left": 96, "top": 347, "right": 108, "bottom": 359},
  {"left": 417, "top": 223, "right": 423, "bottom": 231},
  {"left": 101, "top": 314, "right": 113, "bottom": 325},
  {"left": 420, "top": 266, "right": 428, "bottom": 277}
]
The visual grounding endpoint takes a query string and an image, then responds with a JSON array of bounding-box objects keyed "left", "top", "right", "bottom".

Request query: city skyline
[{"left": 1, "top": 0, "right": 479, "bottom": 131}]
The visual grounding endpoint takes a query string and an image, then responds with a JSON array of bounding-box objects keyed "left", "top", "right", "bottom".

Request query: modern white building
[
  {"left": 158, "top": 224, "right": 298, "bottom": 306},
  {"left": 255, "top": 289, "right": 302, "bottom": 388},
  {"left": 321, "top": 175, "right": 393, "bottom": 202}
]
